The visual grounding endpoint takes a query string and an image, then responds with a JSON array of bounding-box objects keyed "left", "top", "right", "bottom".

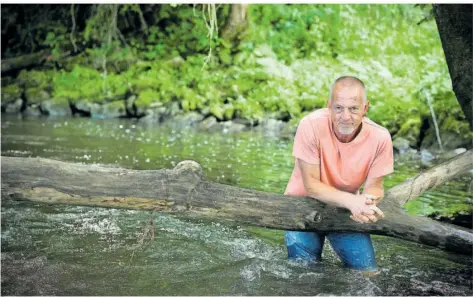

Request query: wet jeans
[{"left": 285, "top": 231, "right": 377, "bottom": 270}]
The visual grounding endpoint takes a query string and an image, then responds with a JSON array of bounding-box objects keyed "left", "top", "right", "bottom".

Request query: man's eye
[
  {"left": 350, "top": 107, "right": 360, "bottom": 112},
  {"left": 335, "top": 106, "right": 343, "bottom": 111}
]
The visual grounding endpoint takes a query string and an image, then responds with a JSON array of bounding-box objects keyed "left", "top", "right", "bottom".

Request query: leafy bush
[{"left": 9, "top": 4, "right": 470, "bottom": 145}]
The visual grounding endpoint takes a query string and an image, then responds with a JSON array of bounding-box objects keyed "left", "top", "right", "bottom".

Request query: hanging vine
[
  {"left": 69, "top": 4, "right": 78, "bottom": 53},
  {"left": 194, "top": 4, "right": 219, "bottom": 67}
]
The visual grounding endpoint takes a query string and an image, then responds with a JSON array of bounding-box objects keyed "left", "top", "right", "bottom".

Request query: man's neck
[{"left": 333, "top": 123, "right": 363, "bottom": 143}]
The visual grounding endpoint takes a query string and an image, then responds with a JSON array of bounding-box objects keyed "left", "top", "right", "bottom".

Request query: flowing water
[{"left": 1, "top": 114, "right": 472, "bottom": 296}]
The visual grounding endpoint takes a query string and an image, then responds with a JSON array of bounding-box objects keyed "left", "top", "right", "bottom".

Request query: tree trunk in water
[
  {"left": 222, "top": 4, "right": 249, "bottom": 42},
  {"left": 433, "top": 4, "right": 473, "bottom": 129},
  {"left": 2, "top": 151, "right": 472, "bottom": 254}
]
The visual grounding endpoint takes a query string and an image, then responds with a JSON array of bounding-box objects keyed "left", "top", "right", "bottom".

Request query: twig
[
  {"left": 135, "top": 4, "right": 149, "bottom": 35},
  {"left": 70, "top": 4, "right": 78, "bottom": 53},
  {"left": 424, "top": 89, "right": 443, "bottom": 152}
]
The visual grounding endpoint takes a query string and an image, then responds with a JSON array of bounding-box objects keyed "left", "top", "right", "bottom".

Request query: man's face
[{"left": 328, "top": 85, "right": 368, "bottom": 135}]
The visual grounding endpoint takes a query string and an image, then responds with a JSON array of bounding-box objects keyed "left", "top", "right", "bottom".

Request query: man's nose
[{"left": 342, "top": 109, "right": 351, "bottom": 120}]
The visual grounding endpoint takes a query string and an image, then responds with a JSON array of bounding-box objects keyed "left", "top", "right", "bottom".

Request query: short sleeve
[
  {"left": 292, "top": 117, "right": 320, "bottom": 164},
  {"left": 367, "top": 132, "right": 394, "bottom": 178}
]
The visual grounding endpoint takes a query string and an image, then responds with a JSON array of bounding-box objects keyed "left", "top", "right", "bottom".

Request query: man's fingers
[
  {"left": 364, "top": 194, "right": 382, "bottom": 205},
  {"left": 350, "top": 215, "right": 364, "bottom": 224},
  {"left": 355, "top": 214, "right": 370, "bottom": 223},
  {"left": 369, "top": 205, "right": 385, "bottom": 218},
  {"left": 359, "top": 213, "right": 378, "bottom": 223}
]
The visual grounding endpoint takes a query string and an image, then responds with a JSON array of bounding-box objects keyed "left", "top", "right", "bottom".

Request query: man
[{"left": 284, "top": 76, "right": 394, "bottom": 271}]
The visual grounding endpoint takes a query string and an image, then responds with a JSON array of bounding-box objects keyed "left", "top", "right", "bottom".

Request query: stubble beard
[{"left": 338, "top": 125, "right": 354, "bottom": 135}]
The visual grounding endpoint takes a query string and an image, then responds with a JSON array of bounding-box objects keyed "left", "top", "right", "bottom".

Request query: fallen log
[
  {"left": 1, "top": 50, "right": 71, "bottom": 74},
  {"left": 1, "top": 50, "right": 51, "bottom": 74},
  {"left": 1, "top": 151, "right": 473, "bottom": 254}
]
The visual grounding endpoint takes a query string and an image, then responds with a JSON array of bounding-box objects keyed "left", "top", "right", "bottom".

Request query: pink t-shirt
[{"left": 285, "top": 108, "right": 394, "bottom": 196}]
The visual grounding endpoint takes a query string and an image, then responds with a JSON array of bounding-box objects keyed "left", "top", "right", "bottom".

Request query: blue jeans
[{"left": 285, "top": 231, "right": 377, "bottom": 270}]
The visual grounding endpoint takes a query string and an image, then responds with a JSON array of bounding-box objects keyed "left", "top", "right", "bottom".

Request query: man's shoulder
[
  {"left": 300, "top": 108, "right": 330, "bottom": 125},
  {"left": 297, "top": 108, "right": 330, "bottom": 135},
  {"left": 363, "top": 117, "right": 391, "bottom": 140}
]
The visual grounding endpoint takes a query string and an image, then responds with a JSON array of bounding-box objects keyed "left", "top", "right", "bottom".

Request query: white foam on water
[
  {"left": 153, "top": 214, "right": 285, "bottom": 263},
  {"left": 298, "top": 271, "right": 323, "bottom": 280},
  {"left": 148, "top": 215, "right": 297, "bottom": 284},
  {"left": 240, "top": 263, "right": 262, "bottom": 281},
  {"left": 5, "top": 149, "right": 31, "bottom": 155},
  {"left": 74, "top": 217, "right": 121, "bottom": 235},
  {"left": 264, "top": 262, "right": 292, "bottom": 279}
]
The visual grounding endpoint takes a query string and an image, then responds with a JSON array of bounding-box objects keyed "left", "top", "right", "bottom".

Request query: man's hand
[
  {"left": 296, "top": 159, "right": 386, "bottom": 224},
  {"left": 346, "top": 194, "right": 385, "bottom": 224},
  {"left": 364, "top": 194, "right": 382, "bottom": 206}
]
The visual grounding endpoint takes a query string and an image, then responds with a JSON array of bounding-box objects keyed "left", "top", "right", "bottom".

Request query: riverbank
[
  {"left": 2, "top": 92, "right": 472, "bottom": 153},
  {"left": 2, "top": 4, "right": 472, "bottom": 152}
]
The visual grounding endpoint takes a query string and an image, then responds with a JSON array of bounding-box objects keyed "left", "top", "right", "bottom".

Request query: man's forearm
[
  {"left": 305, "top": 180, "right": 355, "bottom": 210},
  {"left": 362, "top": 176, "right": 385, "bottom": 203},
  {"left": 362, "top": 187, "right": 384, "bottom": 199}
]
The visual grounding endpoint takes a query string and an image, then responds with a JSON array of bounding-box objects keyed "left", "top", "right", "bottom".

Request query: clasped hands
[{"left": 348, "top": 194, "right": 385, "bottom": 224}]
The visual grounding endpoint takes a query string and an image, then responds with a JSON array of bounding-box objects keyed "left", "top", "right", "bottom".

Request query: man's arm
[
  {"left": 362, "top": 176, "right": 384, "bottom": 205},
  {"left": 298, "top": 158, "right": 383, "bottom": 223}
]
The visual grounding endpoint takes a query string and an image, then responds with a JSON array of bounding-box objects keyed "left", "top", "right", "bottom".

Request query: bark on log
[
  {"left": 1, "top": 152, "right": 473, "bottom": 254},
  {"left": 1, "top": 50, "right": 51, "bottom": 74},
  {"left": 386, "top": 149, "right": 473, "bottom": 205},
  {"left": 433, "top": 4, "right": 473, "bottom": 129}
]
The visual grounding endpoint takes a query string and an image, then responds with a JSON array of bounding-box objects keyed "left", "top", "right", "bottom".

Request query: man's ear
[
  {"left": 363, "top": 100, "right": 370, "bottom": 114},
  {"left": 326, "top": 99, "right": 331, "bottom": 108}
]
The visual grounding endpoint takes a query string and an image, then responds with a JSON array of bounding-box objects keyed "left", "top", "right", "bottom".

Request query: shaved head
[{"left": 329, "top": 76, "right": 367, "bottom": 103}]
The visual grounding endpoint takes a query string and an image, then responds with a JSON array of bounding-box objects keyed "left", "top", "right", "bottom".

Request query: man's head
[{"left": 327, "top": 76, "right": 369, "bottom": 136}]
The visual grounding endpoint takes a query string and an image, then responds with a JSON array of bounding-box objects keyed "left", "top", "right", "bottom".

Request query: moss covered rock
[
  {"left": 395, "top": 117, "right": 422, "bottom": 147},
  {"left": 17, "top": 70, "right": 51, "bottom": 89},
  {"left": 421, "top": 116, "right": 473, "bottom": 151},
  {"left": 24, "top": 104, "right": 42, "bottom": 117},
  {"left": 166, "top": 111, "right": 204, "bottom": 129},
  {"left": 255, "top": 118, "right": 287, "bottom": 138},
  {"left": 75, "top": 100, "right": 93, "bottom": 113},
  {"left": 136, "top": 89, "right": 161, "bottom": 111},
  {"left": 25, "top": 88, "right": 50, "bottom": 104},
  {"left": 90, "top": 101, "right": 127, "bottom": 119},
  {"left": 392, "top": 137, "right": 411, "bottom": 154},
  {"left": 2, "top": 84, "right": 22, "bottom": 104},
  {"left": 4, "top": 99, "right": 24, "bottom": 114},
  {"left": 40, "top": 98, "right": 71, "bottom": 116}
]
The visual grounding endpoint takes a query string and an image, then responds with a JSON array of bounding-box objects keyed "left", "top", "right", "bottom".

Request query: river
[{"left": 1, "top": 114, "right": 472, "bottom": 295}]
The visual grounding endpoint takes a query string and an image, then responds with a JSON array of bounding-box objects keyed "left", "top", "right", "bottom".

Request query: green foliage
[
  {"left": 17, "top": 70, "right": 52, "bottom": 89},
  {"left": 52, "top": 65, "right": 127, "bottom": 103},
  {"left": 133, "top": 4, "right": 230, "bottom": 60},
  {"left": 43, "top": 30, "right": 67, "bottom": 59},
  {"left": 52, "top": 67, "right": 99, "bottom": 102},
  {"left": 1, "top": 84, "right": 22, "bottom": 98},
  {"left": 136, "top": 89, "right": 161, "bottom": 108},
  {"left": 25, "top": 87, "right": 49, "bottom": 104},
  {"left": 7, "top": 4, "right": 471, "bottom": 145}
]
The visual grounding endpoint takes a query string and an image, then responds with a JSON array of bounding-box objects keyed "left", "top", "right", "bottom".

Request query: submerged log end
[{"left": 172, "top": 160, "right": 204, "bottom": 181}]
